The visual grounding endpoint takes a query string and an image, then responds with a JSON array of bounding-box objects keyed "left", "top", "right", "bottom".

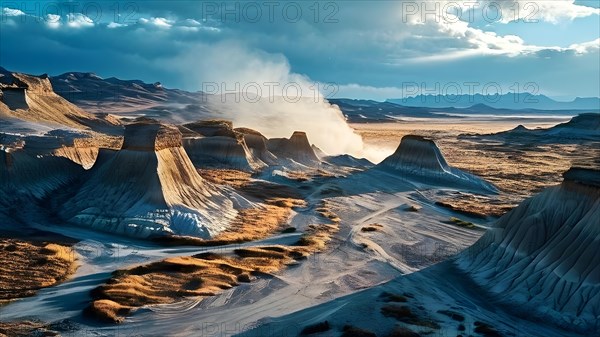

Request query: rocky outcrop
[
  {"left": 0, "top": 69, "right": 120, "bottom": 131},
  {"left": 377, "top": 135, "right": 497, "bottom": 192},
  {"left": 60, "top": 120, "right": 238, "bottom": 238},
  {"left": 267, "top": 131, "right": 320, "bottom": 166},
  {"left": 235, "top": 127, "right": 278, "bottom": 165},
  {"left": 457, "top": 167, "right": 600, "bottom": 332},
  {"left": 181, "top": 121, "right": 267, "bottom": 171}
]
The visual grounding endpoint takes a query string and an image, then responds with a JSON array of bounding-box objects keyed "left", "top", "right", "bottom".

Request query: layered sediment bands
[
  {"left": 457, "top": 168, "right": 600, "bottom": 332},
  {"left": 184, "top": 136, "right": 266, "bottom": 171},
  {"left": 267, "top": 131, "right": 320, "bottom": 166},
  {"left": 0, "top": 70, "right": 117, "bottom": 130},
  {"left": 184, "top": 120, "right": 237, "bottom": 138},
  {"left": 379, "top": 135, "right": 449, "bottom": 172},
  {"left": 0, "top": 149, "right": 84, "bottom": 200},
  {"left": 236, "top": 127, "right": 278, "bottom": 165},
  {"left": 60, "top": 121, "right": 237, "bottom": 239},
  {"left": 377, "top": 135, "right": 497, "bottom": 192}
]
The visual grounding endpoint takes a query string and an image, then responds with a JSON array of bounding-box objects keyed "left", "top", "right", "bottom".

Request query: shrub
[
  {"left": 341, "top": 325, "right": 376, "bottom": 337},
  {"left": 300, "top": 321, "right": 330, "bottom": 335}
]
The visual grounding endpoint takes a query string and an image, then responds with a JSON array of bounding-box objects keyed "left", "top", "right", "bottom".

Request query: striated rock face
[
  {"left": 267, "top": 131, "right": 320, "bottom": 166},
  {"left": 236, "top": 127, "right": 278, "bottom": 165},
  {"left": 0, "top": 149, "right": 84, "bottom": 201},
  {"left": 379, "top": 135, "right": 449, "bottom": 172},
  {"left": 0, "top": 69, "right": 120, "bottom": 131},
  {"left": 457, "top": 168, "right": 600, "bottom": 333},
  {"left": 184, "top": 136, "right": 266, "bottom": 171},
  {"left": 184, "top": 120, "right": 237, "bottom": 138},
  {"left": 377, "top": 135, "right": 497, "bottom": 192},
  {"left": 181, "top": 121, "right": 267, "bottom": 171},
  {"left": 122, "top": 121, "right": 182, "bottom": 151},
  {"left": 60, "top": 120, "right": 238, "bottom": 239}
]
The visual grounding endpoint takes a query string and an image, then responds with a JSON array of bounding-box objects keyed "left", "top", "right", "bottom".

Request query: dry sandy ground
[{"left": 352, "top": 116, "right": 596, "bottom": 216}]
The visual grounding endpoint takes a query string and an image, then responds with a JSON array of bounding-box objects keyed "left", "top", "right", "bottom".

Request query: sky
[{"left": 1, "top": 0, "right": 599, "bottom": 101}]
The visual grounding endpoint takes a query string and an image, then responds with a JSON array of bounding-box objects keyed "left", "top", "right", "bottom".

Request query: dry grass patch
[
  {"left": 89, "top": 199, "right": 339, "bottom": 323},
  {"left": 156, "top": 198, "right": 305, "bottom": 246},
  {"left": 361, "top": 224, "right": 383, "bottom": 232},
  {"left": 238, "top": 180, "right": 303, "bottom": 201},
  {"left": 0, "top": 321, "right": 61, "bottom": 337},
  {"left": 89, "top": 202, "right": 340, "bottom": 323},
  {"left": 87, "top": 248, "right": 308, "bottom": 323},
  {"left": 198, "top": 169, "right": 252, "bottom": 188},
  {"left": 296, "top": 223, "right": 339, "bottom": 252},
  {"left": 447, "top": 217, "right": 481, "bottom": 230},
  {"left": 0, "top": 239, "right": 77, "bottom": 303},
  {"left": 214, "top": 202, "right": 298, "bottom": 243},
  {"left": 314, "top": 200, "right": 341, "bottom": 223}
]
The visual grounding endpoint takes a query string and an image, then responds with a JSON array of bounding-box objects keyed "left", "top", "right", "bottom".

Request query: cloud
[
  {"left": 569, "top": 38, "right": 600, "bottom": 54},
  {"left": 3, "top": 8, "right": 24, "bottom": 16},
  {"left": 66, "top": 13, "right": 94, "bottom": 28},
  {"left": 469, "top": 0, "right": 600, "bottom": 24},
  {"left": 0, "top": 1, "right": 598, "bottom": 100},
  {"left": 107, "top": 22, "right": 127, "bottom": 29},
  {"left": 139, "top": 17, "right": 173, "bottom": 29},
  {"left": 45, "top": 14, "right": 61, "bottom": 29}
]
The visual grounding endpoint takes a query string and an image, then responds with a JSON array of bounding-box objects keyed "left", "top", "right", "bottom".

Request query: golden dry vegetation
[
  {"left": 197, "top": 169, "right": 252, "bottom": 188},
  {"left": 158, "top": 171, "right": 307, "bottom": 246},
  {"left": 0, "top": 239, "right": 77, "bottom": 304},
  {"left": 352, "top": 121, "right": 598, "bottom": 217},
  {"left": 87, "top": 200, "right": 341, "bottom": 323},
  {"left": 0, "top": 321, "right": 61, "bottom": 337}
]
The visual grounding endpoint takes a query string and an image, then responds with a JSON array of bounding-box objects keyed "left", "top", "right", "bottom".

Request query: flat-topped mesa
[
  {"left": 457, "top": 167, "right": 600, "bottom": 332},
  {"left": 379, "top": 135, "right": 450, "bottom": 172},
  {"left": 377, "top": 135, "right": 497, "bottom": 193},
  {"left": 60, "top": 119, "right": 238, "bottom": 239},
  {"left": 267, "top": 131, "right": 320, "bottom": 166},
  {"left": 183, "top": 120, "right": 237, "bottom": 138},
  {"left": 181, "top": 121, "right": 267, "bottom": 171},
  {"left": 0, "top": 69, "right": 118, "bottom": 131},
  {"left": 122, "top": 120, "right": 182, "bottom": 151}
]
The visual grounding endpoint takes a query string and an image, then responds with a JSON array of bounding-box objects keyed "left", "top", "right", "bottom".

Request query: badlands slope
[
  {"left": 0, "top": 69, "right": 598, "bottom": 337},
  {"left": 0, "top": 67, "right": 118, "bottom": 132},
  {"left": 483, "top": 112, "right": 600, "bottom": 142},
  {"left": 60, "top": 119, "right": 239, "bottom": 238},
  {"left": 242, "top": 168, "right": 600, "bottom": 337},
  {"left": 376, "top": 135, "right": 498, "bottom": 193}
]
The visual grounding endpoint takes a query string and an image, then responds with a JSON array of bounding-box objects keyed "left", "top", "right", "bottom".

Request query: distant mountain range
[
  {"left": 3, "top": 67, "right": 597, "bottom": 125},
  {"left": 329, "top": 99, "right": 595, "bottom": 123},
  {"left": 387, "top": 93, "right": 600, "bottom": 110}
]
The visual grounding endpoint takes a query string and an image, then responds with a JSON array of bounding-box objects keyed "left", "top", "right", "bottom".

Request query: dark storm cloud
[{"left": 0, "top": 1, "right": 598, "bottom": 98}]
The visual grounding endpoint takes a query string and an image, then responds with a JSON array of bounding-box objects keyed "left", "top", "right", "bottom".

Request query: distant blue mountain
[{"left": 387, "top": 93, "right": 600, "bottom": 110}]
